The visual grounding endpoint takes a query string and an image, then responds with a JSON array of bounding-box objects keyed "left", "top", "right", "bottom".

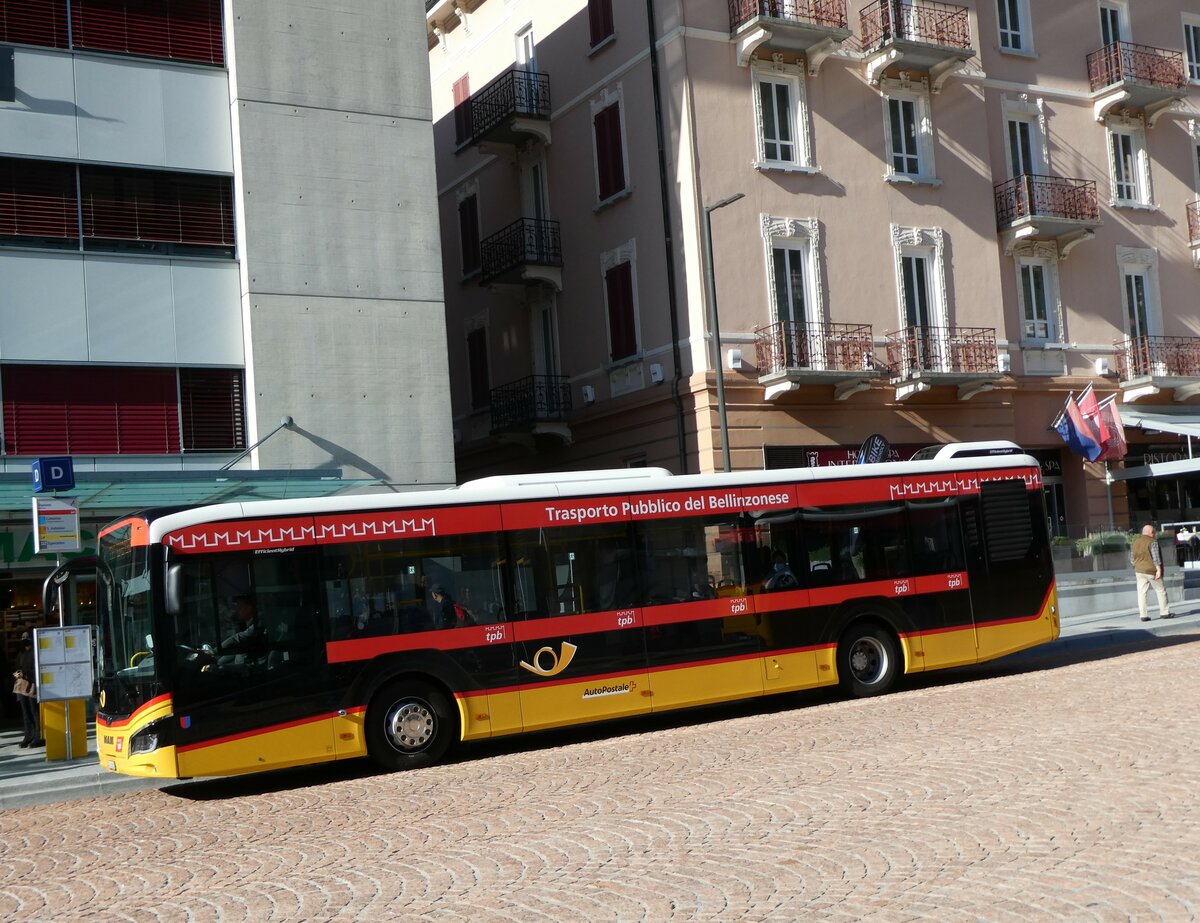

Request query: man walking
[{"left": 1131, "top": 523, "right": 1173, "bottom": 622}]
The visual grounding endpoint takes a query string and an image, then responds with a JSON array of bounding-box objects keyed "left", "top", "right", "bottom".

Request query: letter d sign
[{"left": 32, "top": 456, "right": 75, "bottom": 493}]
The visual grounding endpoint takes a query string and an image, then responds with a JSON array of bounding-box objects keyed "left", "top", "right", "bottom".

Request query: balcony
[
  {"left": 1188, "top": 200, "right": 1200, "bottom": 267},
  {"left": 490, "top": 375, "right": 573, "bottom": 441},
  {"left": 859, "top": 0, "right": 974, "bottom": 91},
  {"left": 1087, "top": 41, "right": 1188, "bottom": 125},
  {"left": 456, "top": 67, "right": 551, "bottom": 150},
  {"left": 993, "top": 175, "right": 1101, "bottom": 258},
  {"left": 1115, "top": 335, "right": 1200, "bottom": 402},
  {"left": 884, "top": 326, "right": 1001, "bottom": 401},
  {"left": 754, "top": 321, "right": 880, "bottom": 400},
  {"left": 728, "top": 0, "right": 851, "bottom": 72},
  {"left": 479, "top": 218, "right": 562, "bottom": 290}
]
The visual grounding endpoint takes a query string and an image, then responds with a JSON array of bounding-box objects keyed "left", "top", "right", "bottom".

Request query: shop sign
[
  {"left": 1025, "top": 449, "right": 1063, "bottom": 479},
  {"left": 802, "top": 444, "right": 926, "bottom": 467}
]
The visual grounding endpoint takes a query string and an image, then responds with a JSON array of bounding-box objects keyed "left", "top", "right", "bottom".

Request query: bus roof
[{"left": 136, "top": 442, "right": 1038, "bottom": 545}]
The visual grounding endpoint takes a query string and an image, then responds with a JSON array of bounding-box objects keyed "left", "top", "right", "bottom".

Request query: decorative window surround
[
  {"left": 600, "top": 239, "right": 643, "bottom": 396},
  {"left": 880, "top": 76, "right": 939, "bottom": 185},
  {"left": 1001, "top": 94, "right": 1049, "bottom": 176},
  {"left": 761, "top": 214, "right": 824, "bottom": 329},
  {"left": 591, "top": 85, "right": 630, "bottom": 205},
  {"left": 1012, "top": 241, "right": 1065, "bottom": 376},
  {"left": 889, "top": 224, "right": 949, "bottom": 336},
  {"left": 1117, "top": 245, "right": 1163, "bottom": 338},
  {"left": 751, "top": 57, "right": 814, "bottom": 172},
  {"left": 1106, "top": 115, "right": 1153, "bottom": 208}
]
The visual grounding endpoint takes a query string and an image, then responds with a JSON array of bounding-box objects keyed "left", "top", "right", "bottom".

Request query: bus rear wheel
[
  {"left": 837, "top": 623, "right": 899, "bottom": 698},
  {"left": 365, "top": 679, "right": 456, "bottom": 771}
]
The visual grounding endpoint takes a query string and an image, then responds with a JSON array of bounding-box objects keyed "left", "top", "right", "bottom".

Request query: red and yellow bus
[{"left": 63, "top": 441, "right": 1058, "bottom": 779}]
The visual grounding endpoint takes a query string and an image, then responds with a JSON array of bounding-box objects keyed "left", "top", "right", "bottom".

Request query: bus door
[
  {"left": 963, "top": 479, "right": 1054, "bottom": 661},
  {"left": 906, "top": 499, "right": 974, "bottom": 670},
  {"left": 642, "top": 513, "right": 769, "bottom": 709},
  {"left": 508, "top": 523, "right": 651, "bottom": 731},
  {"left": 171, "top": 549, "right": 333, "bottom": 777}
]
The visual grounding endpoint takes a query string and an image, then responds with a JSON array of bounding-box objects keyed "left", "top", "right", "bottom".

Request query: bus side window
[{"left": 907, "top": 499, "right": 965, "bottom": 575}]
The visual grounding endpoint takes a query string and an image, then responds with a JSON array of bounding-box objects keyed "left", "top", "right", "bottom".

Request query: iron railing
[
  {"left": 993, "top": 175, "right": 1100, "bottom": 228},
  {"left": 479, "top": 218, "right": 562, "bottom": 285},
  {"left": 1115, "top": 336, "right": 1200, "bottom": 380},
  {"left": 860, "top": 0, "right": 970, "bottom": 52},
  {"left": 468, "top": 67, "right": 551, "bottom": 144},
  {"left": 885, "top": 326, "right": 997, "bottom": 377},
  {"left": 728, "top": 0, "right": 847, "bottom": 32},
  {"left": 1188, "top": 200, "right": 1200, "bottom": 246},
  {"left": 754, "top": 321, "right": 875, "bottom": 375},
  {"left": 490, "top": 375, "right": 573, "bottom": 432},
  {"left": 1087, "top": 41, "right": 1187, "bottom": 92}
]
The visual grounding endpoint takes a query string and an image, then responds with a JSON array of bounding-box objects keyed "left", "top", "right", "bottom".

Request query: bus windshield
[{"left": 97, "top": 521, "right": 160, "bottom": 715}]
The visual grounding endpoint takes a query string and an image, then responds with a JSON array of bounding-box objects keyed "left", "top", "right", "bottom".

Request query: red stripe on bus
[
  {"left": 97, "top": 692, "right": 172, "bottom": 728},
  {"left": 176, "top": 709, "right": 345, "bottom": 753}
]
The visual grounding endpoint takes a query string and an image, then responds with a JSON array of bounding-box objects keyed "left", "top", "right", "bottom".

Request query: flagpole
[{"left": 1105, "top": 461, "right": 1114, "bottom": 531}]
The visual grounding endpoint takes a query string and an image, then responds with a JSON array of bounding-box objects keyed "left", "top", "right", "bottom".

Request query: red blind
[
  {"left": 71, "top": 0, "right": 224, "bottom": 66},
  {"left": 0, "top": 157, "right": 78, "bottom": 240},
  {"left": 0, "top": 0, "right": 69, "bottom": 48},
  {"left": 594, "top": 102, "right": 626, "bottom": 201},
  {"left": 589, "top": 0, "right": 614, "bottom": 47},
  {"left": 180, "top": 368, "right": 245, "bottom": 451},
  {"left": 2, "top": 365, "right": 181, "bottom": 455},
  {"left": 605, "top": 262, "right": 637, "bottom": 361},
  {"left": 80, "top": 166, "right": 234, "bottom": 248},
  {"left": 458, "top": 194, "right": 480, "bottom": 276}
]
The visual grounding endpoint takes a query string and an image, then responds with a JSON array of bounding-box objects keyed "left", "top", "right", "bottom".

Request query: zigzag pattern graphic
[
  {"left": 315, "top": 518, "right": 437, "bottom": 541},
  {"left": 166, "top": 524, "right": 316, "bottom": 551},
  {"left": 887, "top": 470, "right": 1041, "bottom": 500}
]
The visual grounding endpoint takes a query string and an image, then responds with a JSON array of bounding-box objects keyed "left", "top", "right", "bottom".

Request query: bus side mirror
[{"left": 165, "top": 564, "right": 185, "bottom": 616}]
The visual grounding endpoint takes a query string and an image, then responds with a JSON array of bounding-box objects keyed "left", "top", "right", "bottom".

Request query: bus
[{"left": 54, "top": 441, "right": 1058, "bottom": 780}]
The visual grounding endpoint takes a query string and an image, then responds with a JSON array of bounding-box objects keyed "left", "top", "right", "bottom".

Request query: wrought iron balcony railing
[
  {"left": 1115, "top": 336, "right": 1200, "bottom": 380},
  {"left": 728, "top": 0, "right": 848, "bottom": 33},
  {"left": 754, "top": 321, "right": 875, "bottom": 375},
  {"left": 1188, "top": 200, "right": 1200, "bottom": 246},
  {"left": 993, "top": 175, "right": 1100, "bottom": 228},
  {"left": 1087, "top": 41, "right": 1187, "bottom": 93},
  {"left": 860, "top": 0, "right": 970, "bottom": 52},
  {"left": 490, "top": 375, "right": 572, "bottom": 432},
  {"left": 467, "top": 67, "right": 551, "bottom": 146},
  {"left": 479, "top": 218, "right": 562, "bottom": 285},
  {"left": 885, "top": 326, "right": 998, "bottom": 377}
]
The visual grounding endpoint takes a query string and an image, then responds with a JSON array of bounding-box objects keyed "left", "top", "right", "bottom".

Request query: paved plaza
[{"left": 1, "top": 633, "right": 1198, "bottom": 921}]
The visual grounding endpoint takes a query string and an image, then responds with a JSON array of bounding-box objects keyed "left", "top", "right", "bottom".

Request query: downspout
[{"left": 646, "top": 0, "right": 689, "bottom": 475}]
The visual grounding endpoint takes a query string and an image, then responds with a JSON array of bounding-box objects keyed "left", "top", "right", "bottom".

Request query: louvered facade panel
[
  {"left": 179, "top": 368, "right": 245, "bottom": 451},
  {"left": 0, "top": 0, "right": 69, "bottom": 48},
  {"left": 80, "top": 167, "right": 234, "bottom": 248},
  {"left": 70, "top": 0, "right": 224, "bottom": 66},
  {"left": 0, "top": 157, "right": 78, "bottom": 241}
]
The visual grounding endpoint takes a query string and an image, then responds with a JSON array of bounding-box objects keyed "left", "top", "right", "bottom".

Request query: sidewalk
[{"left": 2, "top": 597, "right": 1198, "bottom": 811}]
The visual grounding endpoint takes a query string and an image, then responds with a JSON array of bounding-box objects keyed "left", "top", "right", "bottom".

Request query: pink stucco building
[{"left": 426, "top": 0, "right": 1200, "bottom": 536}]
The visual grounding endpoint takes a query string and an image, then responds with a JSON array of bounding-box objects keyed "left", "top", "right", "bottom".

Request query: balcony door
[
  {"left": 771, "top": 242, "right": 815, "bottom": 369},
  {"left": 530, "top": 292, "right": 560, "bottom": 379},
  {"left": 901, "top": 253, "right": 944, "bottom": 373},
  {"left": 1099, "top": 1, "right": 1124, "bottom": 45},
  {"left": 524, "top": 158, "right": 549, "bottom": 262},
  {"left": 516, "top": 25, "right": 537, "bottom": 72}
]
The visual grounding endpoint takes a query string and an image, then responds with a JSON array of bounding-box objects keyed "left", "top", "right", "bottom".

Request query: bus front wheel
[
  {"left": 365, "top": 679, "right": 456, "bottom": 771},
  {"left": 837, "top": 622, "right": 899, "bottom": 698}
]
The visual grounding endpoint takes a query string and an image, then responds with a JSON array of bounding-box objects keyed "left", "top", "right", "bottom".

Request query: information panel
[{"left": 34, "top": 626, "right": 94, "bottom": 701}]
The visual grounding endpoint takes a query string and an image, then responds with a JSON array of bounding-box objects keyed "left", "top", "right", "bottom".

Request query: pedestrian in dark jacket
[{"left": 13, "top": 632, "right": 42, "bottom": 748}]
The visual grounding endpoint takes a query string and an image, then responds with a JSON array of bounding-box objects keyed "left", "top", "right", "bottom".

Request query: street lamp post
[{"left": 702, "top": 192, "right": 745, "bottom": 473}]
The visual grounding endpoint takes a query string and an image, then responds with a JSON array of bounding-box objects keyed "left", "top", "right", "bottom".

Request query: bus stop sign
[{"left": 33, "top": 457, "right": 74, "bottom": 493}]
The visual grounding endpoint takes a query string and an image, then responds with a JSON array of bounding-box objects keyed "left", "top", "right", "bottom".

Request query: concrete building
[
  {"left": 0, "top": 0, "right": 451, "bottom": 638},
  {"left": 426, "top": 0, "right": 1200, "bottom": 537}
]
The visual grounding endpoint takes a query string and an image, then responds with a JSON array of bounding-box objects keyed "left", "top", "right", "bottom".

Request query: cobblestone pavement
[{"left": 1, "top": 641, "right": 1199, "bottom": 922}]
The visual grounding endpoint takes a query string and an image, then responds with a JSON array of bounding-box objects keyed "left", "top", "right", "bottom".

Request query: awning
[
  {"left": 1117, "top": 405, "right": 1200, "bottom": 440},
  {"left": 0, "top": 468, "right": 389, "bottom": 520}
]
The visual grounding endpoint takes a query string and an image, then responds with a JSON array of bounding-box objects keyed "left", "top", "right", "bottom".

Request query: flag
[
  {"left": 1054, "top": 393, "right": 1103, "bottom": 461},
  {"left": 1096, "top": 396, "right": 1127, "bottom": 461},
  {"left": 1077, "top": 384, "right": 1110, "bottom": 445}
]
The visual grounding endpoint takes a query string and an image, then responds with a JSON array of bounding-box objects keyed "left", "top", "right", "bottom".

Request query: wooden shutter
[
  {"left": 605, "top": 262, "right": 636, "bottom": 360},
  {"left": 0, "top": 0, "right": 69, "bottom": 47},
  {"left": 453, "top": 74, "right": 473, "bottom": 145},
  {"left": 0, "top": 157, "right": 78, "bottom": 241},
  {"left": 466, "top": 328, "right": 490, "bottom": 410},
  {"left": 458, "top": 194, "right": 480, "bottom": 276},
  {"left": 71, "top": 0, "right": 224, "bottom": 66},
  {"left": 79, "top": 166, "right": 234, "bottom": 249},
  {"left": 180, "top": 368, "right": 245, "bottom": 451},
  {"left": 594, "top": 102, "right": 626, "bottom": 200},
  {"left": 588, "top": 0, "right": 614, "bottom": 47},
  {"left": 2, "top": 365, "right": 180, "bottom": 455}
]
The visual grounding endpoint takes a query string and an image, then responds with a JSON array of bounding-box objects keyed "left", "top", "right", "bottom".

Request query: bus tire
[
  {"left": 365, "top": 679, "right": 457, "bottom": 771},
  {"left": 837, "top": 622, "right": 899, "bottom": 698}
]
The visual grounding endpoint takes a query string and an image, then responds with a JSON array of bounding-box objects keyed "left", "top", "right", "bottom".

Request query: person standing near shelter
[
  {"left": 1131, "top": 524, "right": 1173, "bottom": 622},
  {"left": 13, "top": 632, "right": 43, "bottom": 748}
]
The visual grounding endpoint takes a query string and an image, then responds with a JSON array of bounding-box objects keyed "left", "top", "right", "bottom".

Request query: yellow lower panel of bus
[
  {"left": 332, "top": 711, "right": 367, "bottom": 759},
  {"left": 98, "top": 744, "right": 180, "bottom": 778},
  {"left": 176, "top": 717, "right": 337, "bottom": 778},
  {"left": 976, "top": 594, "right": 1061, "bottom": 663},
  {"left": 456, "top": 691, "right": 524, "bottom": 741},
  {"left": 916, "top": 625, "right": 978, "bottom": 672},
  {"left": 518, "top": 672, "right": 652, "bottom": 732},
  {"left": 761, "top": 649, "right": 821, "bottom": 693},
  {"left": 648, "top": 657, "right": 764, "bottom": 712}
]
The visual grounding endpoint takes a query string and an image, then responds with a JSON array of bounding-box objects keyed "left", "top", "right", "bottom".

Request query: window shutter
[
  {"left": 467, "top": 329, "right": 490, "bottom": 410},
  {"left": 589, "top": 0, "right": 614, "bottom": 46},
  {"left": 605, "top": 262, "right": 636, "bottom": 360},
  {"left": 0, "top": 157, "right": 78, "bottom": 241},
  {"left": 452, "top": 74, "right": 473, "bottom": 145},
  {"left": 0, "top": 0, "right": 69, "bottom": 47},
  {"left": 71, "top": 0, "right": 224, "bottom": 66},
  {"left": 180, "top": 368, "right": 245, "bottom": 451},
  {"left": 458, "top": 194, "right": 480, "bottom": 276},
  {"left": 79, "top": 166, "right": 234, "bottom": 249},
  {"left": 594, "top": 103, "right": 626, "bottom": 200},
  {"left": 2, "top": 365, "right": 180, "bottom": 455}
]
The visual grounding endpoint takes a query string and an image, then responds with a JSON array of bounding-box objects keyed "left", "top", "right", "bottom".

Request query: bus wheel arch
[
  {"left": 364, "top": 675, "right": 459, "bottom": 772},
  {"left": 835, "top": 611, "right": 902, "bottom": 698}
]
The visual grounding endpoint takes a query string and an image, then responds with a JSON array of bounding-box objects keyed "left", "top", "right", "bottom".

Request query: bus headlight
[{"left": 130, "top": 730, "right": 159, "bottom": 755}]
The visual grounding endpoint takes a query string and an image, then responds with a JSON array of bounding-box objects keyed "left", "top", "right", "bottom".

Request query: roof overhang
[{"left": 1118, "top": 405, "right": 1200, "bottom": 440}]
